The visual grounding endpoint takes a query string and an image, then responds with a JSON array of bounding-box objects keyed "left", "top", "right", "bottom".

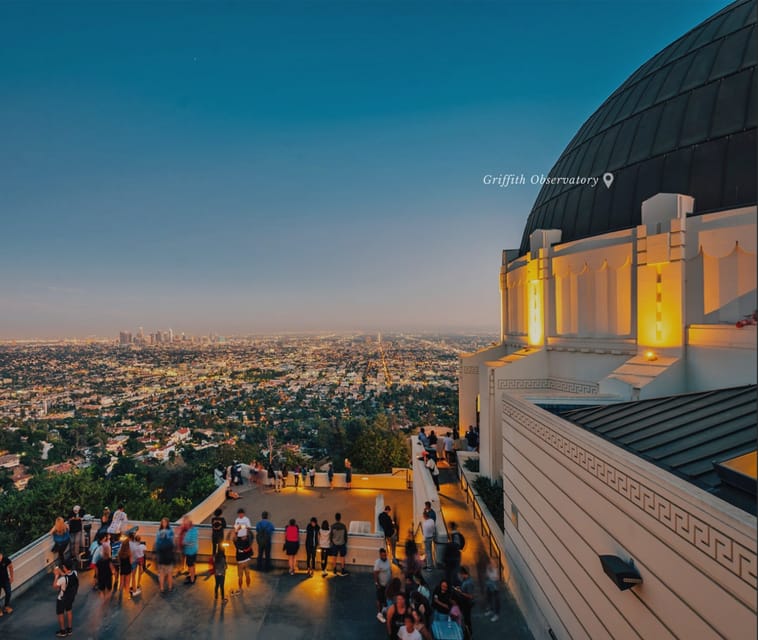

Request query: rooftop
[{"left": 561, "top": 384, "right": 758, "bottom": 514}]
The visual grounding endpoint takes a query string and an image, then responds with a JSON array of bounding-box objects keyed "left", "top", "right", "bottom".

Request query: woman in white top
[{"left": 318, "top": 520, "right": 331, "bottom": 577}]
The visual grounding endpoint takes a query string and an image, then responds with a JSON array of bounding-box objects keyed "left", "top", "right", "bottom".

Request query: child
[{"left": 213, "top": 549, "right": 228, "bottom": 604}]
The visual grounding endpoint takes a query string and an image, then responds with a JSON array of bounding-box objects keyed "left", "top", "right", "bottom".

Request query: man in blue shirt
[
  {"left": 181, "top": 516, "right": 198, "bottom": 585},
  {"left": 255, "top": 511, "right": 275, "bottom": 572}
]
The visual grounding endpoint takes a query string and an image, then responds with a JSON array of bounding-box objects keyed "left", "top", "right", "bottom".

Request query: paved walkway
[
  {"left": 3, "top": 466, "right": 533, "bottom": 639},
  {"left": 434, "top": 463, "right": 534, "bottom": 640}
]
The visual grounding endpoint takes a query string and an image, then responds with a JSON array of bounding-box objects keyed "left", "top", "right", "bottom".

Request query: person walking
[
  {"left": 294, "top": 464, "right": 301, "bottom": 488},
  {"left": 423, "top": 501, "right": 436, "bottom": 522},
  {"left": 212, "top": 548, "right": 228, "bottom": 604},
  {"left": 454, "top": 566, "right": 475, "bottom": 638},
  {"left": 211, "top": 508, "right": 227, "bottom": 557},
  {"left": 329, "top": 512, "right": 348, "bottom": 576},
  {"left": 274, "top": 466, "right": 283, "bottom": 493},
  {"left": 420, "top": 511, "right": 436, "bottom": 571},
  {"left": 308, "top": 466, "right": 316, "bottom": 487},
  {"left": 443, "top": 432, "right": 455, "bottom": 465},
  {"left": 344, "top": 458, "right": 352, "bottom": 489},
  {"left": 304, "top": 517, "right": 319, "bottom": 577},
  {"left": 255, "top": 511, "right": 275, "bottom": 572},
  {"left": 318, "top": 520, "right": 331, "bottom": 577},
  {"left": 0, "top": 548, "right": 14, "bottom": 616},
  {"left": 402, "top": 539, "right": 422, "bottom": 580},
  {"left": 300, "top": 465, "right": 307, "bottom": 488},
  {"left": 281, "top": 465, "right": 288, "bottom": 489},
  {"left": 378, "top": 506, "right": 398, "bottom": 563},
  {"left": 444, "top": 523, "right": 463, "bottom": 587},
  {"left": 155, "top": 517, "right": 174, "bottom": 594},
  {"left": 373, "top": 547, "right": 392, "bottom": 623},
  {"left": 483, "top": 558, "right": 501, "bottom": 622},
  {"left": 68, "top": 506, "right": 83, "bottom": 567},
  {"left": 327, "top": 463, "right": 334, "bottom": 489},
  {"left": 53, "top": 559, "right": 78, "bottom": 638},
  {"left": 284, "top": 518, "right": 300, "bottom": 575}
]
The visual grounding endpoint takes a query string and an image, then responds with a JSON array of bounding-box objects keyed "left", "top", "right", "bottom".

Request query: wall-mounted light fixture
[{"left": 599, "top": 555, "right": 643, "bottom": 591}]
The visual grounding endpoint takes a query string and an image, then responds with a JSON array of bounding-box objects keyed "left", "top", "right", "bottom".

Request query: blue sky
[{"left": 0, "top": 0, "right": 725, "bottom": 338}]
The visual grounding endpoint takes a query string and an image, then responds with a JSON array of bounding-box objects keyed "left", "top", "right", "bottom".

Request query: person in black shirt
[
  {"left": 378, "top": 506, "right": 398, "bottom": 563},
  {"left": 304, "top": 517, "right": 320, "bottom": 577},
  {"left": 210, "top": 508, "right": 227, "bottom": 557}
]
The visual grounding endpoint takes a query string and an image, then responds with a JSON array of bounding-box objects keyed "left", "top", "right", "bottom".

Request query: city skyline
[{"left": 0, "top": 1, "right": 725, "bottom": 339}]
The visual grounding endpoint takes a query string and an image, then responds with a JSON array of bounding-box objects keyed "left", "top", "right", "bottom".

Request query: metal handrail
[{"left": 456, "top": 461, "right": 506, "bottom": 583}]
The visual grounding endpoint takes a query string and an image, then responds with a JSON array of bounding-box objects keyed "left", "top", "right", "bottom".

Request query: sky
[{"left": 0, "top": 0, "right": 727, "bottom": 339}]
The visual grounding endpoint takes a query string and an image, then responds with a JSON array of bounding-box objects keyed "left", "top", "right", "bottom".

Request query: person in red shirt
[{"left": 284, "top": 518, "right": 300, "bottom": 575}]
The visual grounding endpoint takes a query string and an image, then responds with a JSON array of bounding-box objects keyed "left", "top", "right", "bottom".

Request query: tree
[{"left": 347, "top": 414, "right": 409, "bottom": 473}]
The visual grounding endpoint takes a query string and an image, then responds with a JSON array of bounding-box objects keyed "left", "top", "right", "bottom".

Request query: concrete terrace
[
  {"left": 208, "top": 481, "right": 415, "bottom": 539},
  {"left": 2, "top": 469, "right": 533, "bottom": 640}
]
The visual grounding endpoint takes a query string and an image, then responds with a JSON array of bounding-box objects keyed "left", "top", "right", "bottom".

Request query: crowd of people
[
  {"left": 10, "top": 439, "right": 501, "bottom": 639},
  {"left": 219, "top": 457, "right": 356, "bottom": 492},
  {"left": 372, "top": 529, "right": 496, "bottom": 640}
]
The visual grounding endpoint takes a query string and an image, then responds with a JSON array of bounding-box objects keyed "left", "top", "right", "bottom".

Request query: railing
[
  {"left": 10, "top": 519, "right": 387, "bottom": 599},
  {"left": 456, "top": 451, "right": 506, "bottom": 582},
  {"left": 410, "top": 437, "right": 447, "bottom": 565},
  {"left": 9, "top": 474, "right": 402, "bottom": 600}
]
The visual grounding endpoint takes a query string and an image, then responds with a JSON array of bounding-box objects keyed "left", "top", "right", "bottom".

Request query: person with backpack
[
  {"left": 445, "top": 522, "right": 465, "bottom": 586},
  {"left": 232, "top": 531, "right": 253, "bottom": 595},
  {"left": 155, "top": 517, "right": 175, "bottom": 594},
  {"left": 210, "top": 508, "right": 227, "bottom": 557},
  {"left": 329, "top": 512, "right": 349, "bottom": 576},
  {"left": 53, "top": 559, "right": 78, "bottom": 637},
  {"left": 255, "top": 511, "right": 275, "bottom": 572}
]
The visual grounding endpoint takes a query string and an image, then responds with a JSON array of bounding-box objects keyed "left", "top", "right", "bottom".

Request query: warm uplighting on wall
[
  {"left": 645, "top": 351, "right": 658, "bottom": 361},
  {"left": 528, "top": 279, "right": 544, "bottom": 346}
]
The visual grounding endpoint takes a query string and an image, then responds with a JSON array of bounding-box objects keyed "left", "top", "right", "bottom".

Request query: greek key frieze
[{"left": 502, "top": 400, "right": 757, "bottom": 586}]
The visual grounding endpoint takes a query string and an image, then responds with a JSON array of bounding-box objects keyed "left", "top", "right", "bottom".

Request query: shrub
[
  {"left": 472, "top": 475, "right": 504, "bottom": 531},
  {"left": 463, "top": 457, "right": 479, "bottom": 473}
]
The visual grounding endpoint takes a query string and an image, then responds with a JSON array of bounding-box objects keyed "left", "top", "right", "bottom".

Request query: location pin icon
[{"left": 603, "top": 172, "right": 614, "bottom": 189}]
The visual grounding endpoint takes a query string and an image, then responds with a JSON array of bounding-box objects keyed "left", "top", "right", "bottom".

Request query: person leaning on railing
[{"left": 50, "top": 517, "right": 71, "bottom": 564}]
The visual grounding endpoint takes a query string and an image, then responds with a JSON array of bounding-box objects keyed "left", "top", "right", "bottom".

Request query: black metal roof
[
  {"left": 561, "top": 385, "right": 757, "bottom": 514},
  {"left": 520, "top": 0, "right": 757, "bottom": 255}
]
